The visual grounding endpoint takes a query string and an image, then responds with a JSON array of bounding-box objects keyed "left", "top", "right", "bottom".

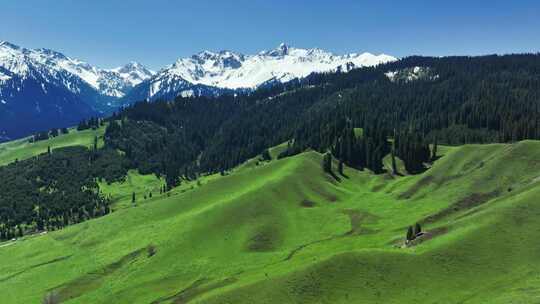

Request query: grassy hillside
[
  {"left": 1, "top": 138, "right": 540, "bottom": 303},
  {"left": 0, "top": 127, "right": 105, "bottom": 166}
]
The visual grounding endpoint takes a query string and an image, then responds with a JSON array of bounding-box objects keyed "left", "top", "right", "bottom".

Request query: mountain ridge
[
  {"left": 0, "top": 40, "right": 395, "bottom": 141},
  {"left": 132, "top": 43, "right": 395, "bottom": 102}
]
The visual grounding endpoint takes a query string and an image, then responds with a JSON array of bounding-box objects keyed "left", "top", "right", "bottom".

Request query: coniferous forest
[{"left": 1, "top": 53, "right": 540, "bottom": 239}]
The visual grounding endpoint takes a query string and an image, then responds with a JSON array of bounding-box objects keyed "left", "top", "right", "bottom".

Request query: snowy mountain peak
[
  {"left": 109, "top": 62, "right": 155, "bottom": 87},
  {"left": 272, "top": 42, "right": 290, "bottom": 56},
  {"left": 145, "top": 44, "right": 396, "bottom": 94},
  {"left": 113, "top": 61, "right": 152, "bottom": 74},
  {"left": 0, "top": 41, "right": 21, "bottom": 51},
  {"left": 0, "top": 41, "right": 153, "bottom": 99}
]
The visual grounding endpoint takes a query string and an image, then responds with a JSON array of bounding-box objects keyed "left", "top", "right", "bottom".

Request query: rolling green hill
[
  {"left": 1, "top": 134, "right": 540, "bottom": 303},
  {"left": 0, "top": 127, "right": 105, "bottom": 166}
]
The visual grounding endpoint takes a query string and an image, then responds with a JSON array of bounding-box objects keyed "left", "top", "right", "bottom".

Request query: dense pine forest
[
  {"left": 1, "top": 53, "right": 540, "bottom": 239},
  {"left": 106, "top": 54, "right": 540, "bottom": 183},
  {"left": 0, "top": 146, "right": 129, "bottom": 240}
]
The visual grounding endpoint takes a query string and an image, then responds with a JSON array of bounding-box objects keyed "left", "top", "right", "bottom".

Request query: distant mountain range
[
  {"left": 0, "top": 40, "right": 395, "bottom": 141},
  {"left": 129, "top": 43, "right": 395, "bottom": 101}
]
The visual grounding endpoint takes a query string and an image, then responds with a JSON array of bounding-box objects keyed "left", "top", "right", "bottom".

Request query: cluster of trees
[
  {"left": 77, "top": 117, "right": 103, "bottom": 131},
  {"left": 0, "top": 146, "right": 129, "bottom": 240},
  {"left": 393, "top": 132, "right": 432, "bottom": 174},
  {"left": 29, "top": 127, "right": 69, "bottom": 143}
]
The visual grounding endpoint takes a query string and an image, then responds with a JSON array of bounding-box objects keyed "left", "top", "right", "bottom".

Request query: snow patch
[{"left": 385, "top": 66, "right": 439, "bottom": 83}]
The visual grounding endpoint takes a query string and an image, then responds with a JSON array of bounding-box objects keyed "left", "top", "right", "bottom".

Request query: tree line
[{"left": 2, "top": 53, "right": 540, "bottom": 237}]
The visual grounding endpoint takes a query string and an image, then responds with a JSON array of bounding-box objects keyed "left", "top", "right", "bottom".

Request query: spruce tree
[
  {"left": 261, "top": 149, "right": 271, "bottom": 161},
  {"left": 406, "top": 226, "right": 414, "bottom": 241},
  {"left": 322, "top": 152, "right": 332, "bottom": 173},
  {"left": 391, "top": 147, "right": 398, "bottom": 175},
  {"left": 132, "top": 192, "right": 136, "bottom": 204},
  {"left": 431, "top": 138, "right": 438, "bottom": 161},
  {"left": 414, "top": 223, "right": 422, "bottom": 236}
]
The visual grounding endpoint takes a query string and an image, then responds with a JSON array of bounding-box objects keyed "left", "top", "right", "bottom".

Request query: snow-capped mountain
[
  {"left": 0, "top": 40, "right": 395, "bottom": 141},
  {"left": 0, "top": 41, "right": 154, "bottom": 101},
  {"left": 0, "top": 40, "right": 153, "bottom": 141},
  {"left": 102, "top": 62, "right": 155, "bottom": 97},
  {"left": 125, "top": 43, "right": 396, "bottom": 102}
]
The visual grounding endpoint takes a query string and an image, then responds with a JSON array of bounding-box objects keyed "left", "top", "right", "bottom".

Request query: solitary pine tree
[
  {"left": 132, "top": 192, "right": 136, "bottom": 204},
  {"left": 406, "top": 226, "right": 415, "bottom": 241},
  {"left": 261, "top": 149, "right": 271, "bottom": 161},
  {"left": 391, "top": 130, "right": 398, "bottom": 174},
  {"left": 391, "top": 147, "right": 398, "bottom": 175},
  {"left": 431, "top": 137, "right": 438, "bottom": 161},
  {"left": 322, "top": 152, "right": 332, "bottom": 173},
  {"left": 414, "top": 223, "right": 422, "bottom": 236},
  {"left": 50, "top": 128, "right": 59, "bottom": 137}
]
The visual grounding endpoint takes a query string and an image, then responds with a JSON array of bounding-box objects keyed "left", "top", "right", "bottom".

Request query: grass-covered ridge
[
  {"left": 1, "top": 138, "right": 540, "bottom": 303},
  {"left": 0, "top": 126, "right": 105, "bottom": 166}
]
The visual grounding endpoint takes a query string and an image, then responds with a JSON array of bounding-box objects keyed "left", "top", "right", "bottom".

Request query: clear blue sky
[{"left": 1, "top": 0, "right": 539, "bottom": 70}]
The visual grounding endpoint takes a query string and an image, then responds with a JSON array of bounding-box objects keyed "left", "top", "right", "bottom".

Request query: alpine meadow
[{"left": 1, "top": 1, "right": 540, "bottom": 303}]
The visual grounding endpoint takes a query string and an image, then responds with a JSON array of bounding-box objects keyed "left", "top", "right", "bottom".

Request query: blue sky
[{"left": 1, "top": 0, "right": 539, "bottom": 69}]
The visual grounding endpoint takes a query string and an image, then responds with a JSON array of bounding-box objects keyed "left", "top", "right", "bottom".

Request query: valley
[{"left": 1, "top": 131, "right": 540, "bottom": 303}]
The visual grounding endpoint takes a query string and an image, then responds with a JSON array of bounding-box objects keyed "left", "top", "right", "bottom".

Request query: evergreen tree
[
  {"left": 322, "top": 152, "right": 332, "bottom": 173},
  {"left": 391, "top": 145, "right": 398, "bottom": 175},
  {"left": 406, "top": 226, "right": 415, "bottom": 242},
  {"left": 132, "top": 192, "right": 136, "bottom": 204},
  {"left": 413, "top": 223, "right": 422, "bottom": 236},
  {"left": 50, "top": 128, "right": 59, "bottom": 137},
  {"left": 261, "top": 149, "right": 271, "bottom": 161},
  {"left": 431, "top": 138, "right": 438, "bottom": 161}
]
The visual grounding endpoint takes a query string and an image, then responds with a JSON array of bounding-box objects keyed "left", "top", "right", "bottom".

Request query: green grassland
[
  {"left": 1, "top": 136, "right": 540, "bottom": 303},
  {"left": 0, "top": 127, "right": 106, "bottom": 166}
]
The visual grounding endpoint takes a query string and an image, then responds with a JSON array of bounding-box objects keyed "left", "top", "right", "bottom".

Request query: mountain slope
[
  {"left": 0, "top": 41, "right": 153, "bottom": 140},
  {"left": 1, "top": 137, "right": 540, "bottom": 303},
  {"left": 122, "top": 43, "right": 395, "bottom": 103}
]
